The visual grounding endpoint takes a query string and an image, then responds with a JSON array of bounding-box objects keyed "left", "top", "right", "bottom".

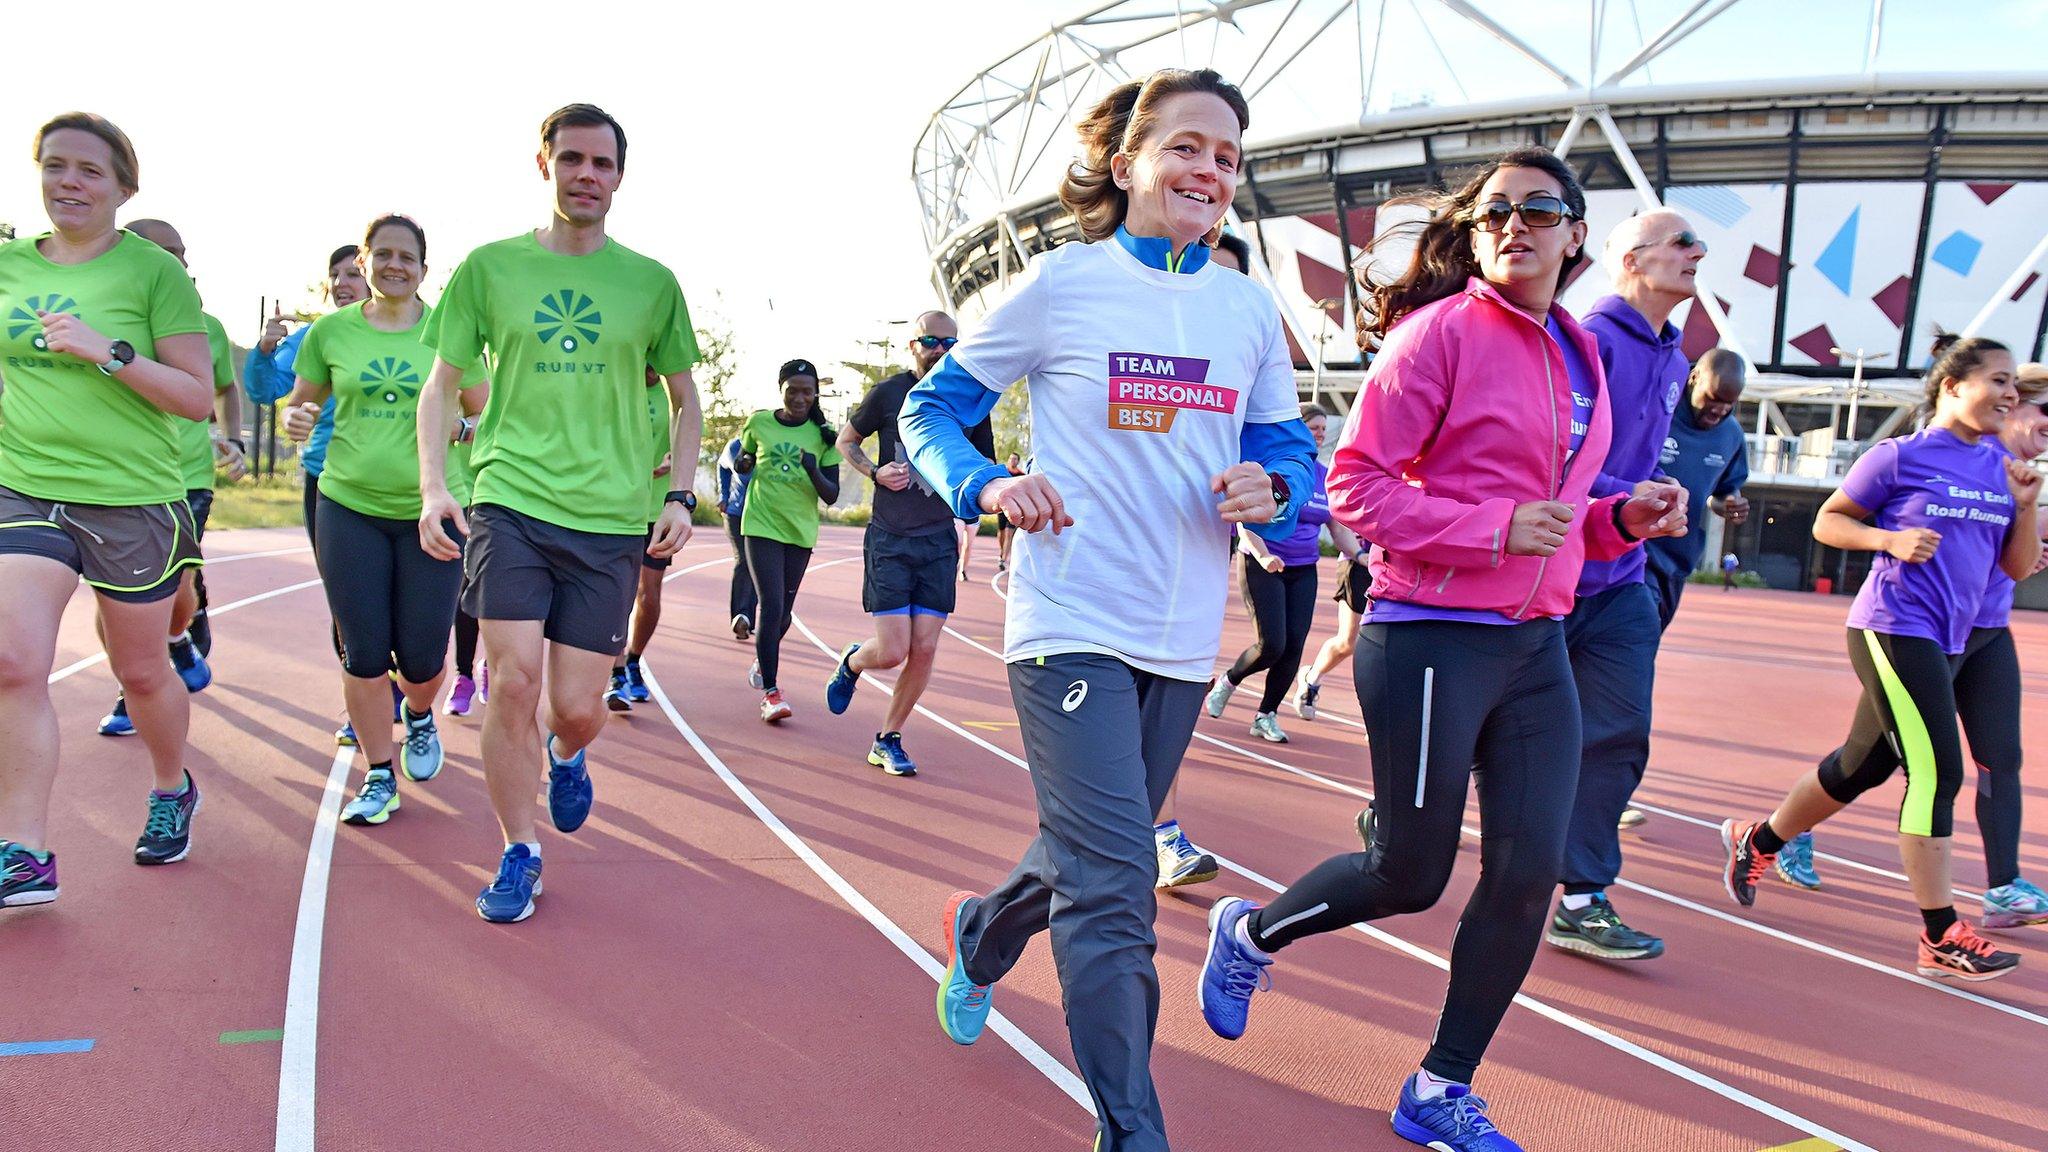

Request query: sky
[{"left": 3, "top": 0, "right": 2035, "bottom": 410}]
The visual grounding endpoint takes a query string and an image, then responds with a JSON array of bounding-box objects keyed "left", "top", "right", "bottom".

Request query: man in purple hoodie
[{"left": 1548, "top": 209, "right": 1706, "bottom": 963}]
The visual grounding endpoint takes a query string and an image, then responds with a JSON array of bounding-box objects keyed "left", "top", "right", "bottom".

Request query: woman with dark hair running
[
  {"left": 1, "top": 113, "right": 219, "bottom": 904},
  {"left": 1196, "top": 146, "right": 1686, "bottom": 1152},
  {"left": 282, "top": 214, "right": 485, "bottom": 824},
  {"left": 1720, "top": 335, "right": 2040, "bottom": 978},
  {"left": 1204, "top": 402, "right": 1333, "bottom": 744},
  {"left": 903, "top": 69, "right": 1315, "bottom": 1152},
  {"left": 736, "top": 359, "right": 840, "bottom": 723}
]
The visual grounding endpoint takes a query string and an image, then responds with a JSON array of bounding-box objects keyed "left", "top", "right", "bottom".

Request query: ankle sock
[
  {"left": 1921, "top": 905, "right": 1959, "bottom": 939},
  {"left": 1232, "top": 914, "right": 1273, "bottom": 961},
  {"left": 508, "top": 840, "right": 542, "bottom": 858},
  {"left": 403, "top": 705, "right": 430, "bottom": 725},
  {"left": 367, "top": 760, "right": 393, "bottom": 778},
  {"left": 152, "top": 773, "right": 191, "bottom": 800},
  {"left": 1413, "top": 1069, "right": 1466, "bottom": 1101},
  {"left": 1751, "top": 822, "right": 1788, "bottom": 856},
  {"left": 1561, "top": 892, "right": 1599, "bottom": 911}
]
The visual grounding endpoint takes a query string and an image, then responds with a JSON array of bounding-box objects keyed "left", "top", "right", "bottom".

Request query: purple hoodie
[{"left": 1576, "top": 294, "right": 1687, "bottom": 596}]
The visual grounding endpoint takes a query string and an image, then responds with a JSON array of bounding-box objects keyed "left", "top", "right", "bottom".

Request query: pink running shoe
[{"left": 446, "top": 674, "right": 477, "bottom": 717}]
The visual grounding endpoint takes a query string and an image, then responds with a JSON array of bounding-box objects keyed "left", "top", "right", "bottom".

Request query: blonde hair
[{"left": 1058, "top": 69, "right": 1249, "bottom": 243}]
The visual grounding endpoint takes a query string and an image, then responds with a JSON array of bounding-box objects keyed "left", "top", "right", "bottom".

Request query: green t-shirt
[
  {"left": 644, "top": 378, "right": 672, "bottom": 525},
  {"left": 426, "top": 232, "right": 700, "bottom": 535},
  {"left": 0, "top": 231, "right": 206, "bottom": 504},
  {"left": 294, "top": 301, "right": 482, "bottom": 521},
  {"left": 179, "top": 312, "right": 236, "bottom": 492},
  {"left": 739, "top": 409, "right": 841, "bottom": 549}
]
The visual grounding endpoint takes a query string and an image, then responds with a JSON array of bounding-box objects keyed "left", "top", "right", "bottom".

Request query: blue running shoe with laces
[
  {"left": 341, "top": 769, "right": 400, "bottom": 825},
  {"left": 476, "top": 844, "right": 543, "bottom": 923},
  {"left": 169, "top": 637, "right": 210, "bottom": 693},
  {"left": 98, "top": 696, "right": 136, "bottom": 737},
  {"left": 547, "top": 735, "right": 593, "bottom": 833},
  {"left": 826, "top": 643, "right": 862, "bottom": 715},
  {"left": 937, "top": 890, "right": 993, "bottom": 1044},
  {"left": 868, "top": 731, "right": 916, "bottom": 777},
  {"left": 1392, "top": 1075, "right": 1524, "bottom": 1151},
  {"left": 604, "top": 669, "right": 632, "bottom": 713},
  {"left": 336, "top": 721, "right": 358, "bottom": 748},
  {"left": 1983, "top": 877, "right": 2048, "bottom": 930},
  {"left": 1774, "top": 831, "right": 1821, "bottom": 890},
  {"left": 623, "top": 661, "right": 651, "bottom": 704},
  {"left": 0, "top": 841, "right": 59, "bottom": 907},
  {"left": 399, "top": 707, "right": 443, "bottom": 782},
  {"left": 1199, "top": 896, "right": 1273, "bottom": 1040},
  {"left": 135, "top": 771, "right": 201, "bottom": 865}
]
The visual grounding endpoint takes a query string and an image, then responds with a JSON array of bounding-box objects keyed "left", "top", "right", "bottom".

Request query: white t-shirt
[{"left": 951, "top": 240, "right": 1300, "bottom": 680}]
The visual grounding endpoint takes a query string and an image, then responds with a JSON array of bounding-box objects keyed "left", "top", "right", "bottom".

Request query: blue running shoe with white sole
[
  {"left": 826, "top": 643, "right": 862, "bottom": 715},
  {"left": 0, "top": 841, "right": 59, "bottom": 908},
  {"left": 169, "top": 638, "right": 210, "bottom": 693},
  {"left": 604, "top": 670, "right": 632, "bottom": 713},
  {"left": 547, "top": 735, "right": 593, "bottom": 833},
  {"left": 868, "top": 731, "right": 916, "bottom": 777},
  {"left": 1983, "top": 877, "right": 2048, "bottom": 930},
  {"left": 98, "top": 696, "right": 135, "bottom": 737},
  {"left": 937, "top": 890, "right": 993, "bottom": 1044},
  {"left": 399, "top": 708, "right": 443, "bottom": 782},
  {"left": 342, "top": 770, "right": 400, "bottom": 825},
  {"left": 623, "top": 662, "right": 651, "bottom": 704},
  {"left": 336, "top": 721, "right": 358, "bottom": 748},
  {"left": 135, "top": 771, "right": 201, "bottom": 865},
  {"left": 476, "top": 844, "right": 543, "bottom": 923},
  {"left": 1391, "top": 1075, "right": 1524, "bottom": 1151},
  {"left": 1774, "top": 831, "right": 1821, "bottom": 890},
  {"left": 1199, "top": 896, "right": 1272, "bottom": 1040}
]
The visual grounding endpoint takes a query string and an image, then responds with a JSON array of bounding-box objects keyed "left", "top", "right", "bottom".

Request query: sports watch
[
  {"left": 1268, "top": 472, "right": 1292, "bottom": 520},
  {"left": 98, "top": 339, "right": 136, "bottom": 376},
  {"left": 664, "top": 489, "right": 698, "bottom": 512}
]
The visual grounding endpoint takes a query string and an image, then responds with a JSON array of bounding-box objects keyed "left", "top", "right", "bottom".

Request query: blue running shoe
[
  {"left": 169, "top": 637, "right": 210, "bottom": 693},
  {"left": 341, "top": 769, "right": 400, "bottom": 826},
  {"left": 604, "top": 670, "right": 632, "bottom": 713},
  {"left": 399, "top": 708, "right": 443, "bottom": 782},
  {"left": 336, "top": 721, "right": 358, "bottom": 748},
  {"left": 623, "top": 661, "right": 651, "bottom": 704},
  {"left": 98, "top": 696, "right": 136, "bottom": 737},
  {"left": 868, "top": 731, "right": 916, "bottom": 777},
  {"left": 937, "top": 890, "right": 993, "bottom": 1044},
  {"left": 476, "top": 844, "right": 543, "bottom": 923},
  {"left": 1199, "top": 896, "right": 1273, "bottom": 1040},
  {"left": 547, "top": 735, "right": 593, "bottom": 833},
  {"left": 1392, "top": 1076, "right": 1524, "bottom": 1151},
  {"left": 825, "top": 642, "right": 862, "bottom": 715},
  {"left": 1774, "top": 831, "right": 1821, "bottom": 890},
  {"left": 135, "top": 771, "right": 201, "bottom": 865}
]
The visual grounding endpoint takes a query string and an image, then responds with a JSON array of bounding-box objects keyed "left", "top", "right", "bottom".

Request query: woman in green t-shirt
[
  {"left": 0, "top": 113, "right": 221, "bottom": 905},
  {"left": 736, "top": 359, "right": 841, "bottom": 722},
  {"left": 282, "top": 215, "right": 486, "bottom": 828}
]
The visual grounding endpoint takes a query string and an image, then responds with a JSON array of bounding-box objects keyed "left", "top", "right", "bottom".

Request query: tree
[
  {"left": 691, "top": 306, "right": 747, "bottom": 484},
  {"left": 0, "top": 221, "right": 14, "bottom": 242}
]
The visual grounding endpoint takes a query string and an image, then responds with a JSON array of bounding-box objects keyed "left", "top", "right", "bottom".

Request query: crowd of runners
[{"left": 2, "top": 80, "right": 2045, "bottom": 1152}]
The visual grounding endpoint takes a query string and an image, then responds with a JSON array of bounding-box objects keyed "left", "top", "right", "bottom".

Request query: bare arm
[
  {"left": 1812, "top": 490, "right": 1893, "bottom": 553},
  {"left": 837, "top": 421, "right": 874, "bottom": 479},
  {"left": 645, "top": 368, "right": 704, "bottom": 559},
  {"left": 214, "top": 384, "right": 242, "bottom": 444},
  {"left": 38, "top": 314, "right": 213, "bottom": 422},
  {"left": 415, "top": 358, "right": 468, "bottom": 561},
  {"left": 1327, "top": 520, "right": 1366, "bottom": 560}
]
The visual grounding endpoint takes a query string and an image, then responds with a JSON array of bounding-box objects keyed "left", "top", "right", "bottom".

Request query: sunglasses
[
  {"left": 1469, "top": 195, "right": 1578, "bottom": 232},
  {"left": 1633, "top": 230, "right": 1708, "bottom": 255},
  {"left": 914, "top": 335, "right": 958, "bottom": 350}
]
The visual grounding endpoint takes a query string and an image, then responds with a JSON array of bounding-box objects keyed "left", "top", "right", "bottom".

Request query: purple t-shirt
[
  {"left": 1975, "top": 443, "right": 2020, "bottom": 630},
  {"left": 1268, "top": 459, "right": 1331, "bottom": 567},
  {"left": 1844, "top": 428, "right": 2016, "bottom": 653}
]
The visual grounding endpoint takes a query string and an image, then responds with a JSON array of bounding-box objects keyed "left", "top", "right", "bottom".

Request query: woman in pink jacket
[{"left": 1197, "top": 146, "right": 1686, "bottom": 1152}]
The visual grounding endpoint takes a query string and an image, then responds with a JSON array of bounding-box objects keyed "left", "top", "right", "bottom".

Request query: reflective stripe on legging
[{"left": 1863, "top": 629, "right": 1940, "bottom": 837}]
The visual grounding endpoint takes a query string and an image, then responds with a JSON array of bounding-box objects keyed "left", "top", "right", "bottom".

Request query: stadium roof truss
[{"left": 915, "top": 0, "right": 2048, "bottom": 378}]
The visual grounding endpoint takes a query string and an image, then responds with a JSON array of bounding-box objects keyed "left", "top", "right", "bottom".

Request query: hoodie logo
[{"left": 1665, "top": 380, "right": 1682, "bottom": 412}]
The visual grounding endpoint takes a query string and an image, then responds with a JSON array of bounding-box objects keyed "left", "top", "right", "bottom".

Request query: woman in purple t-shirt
[
  {"left": 1204, "top": 403, "right": 1334, "bottom": 744},
  {"left": 1721, "top": 334, "right": 2040, "bottom": 981}
]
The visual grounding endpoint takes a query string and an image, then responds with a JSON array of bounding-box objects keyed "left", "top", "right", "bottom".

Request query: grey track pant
[{"left": 956, "top": 652, "right": 1205, "bottom": 1152}]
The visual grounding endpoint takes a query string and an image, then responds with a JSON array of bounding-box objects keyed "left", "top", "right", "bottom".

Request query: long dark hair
[
  {"left": 1919, "top": 328, "right": 2010, "bottom": 421},
  {"left": 1356, "top": 145, "right": 1587, "bottom": 348}
]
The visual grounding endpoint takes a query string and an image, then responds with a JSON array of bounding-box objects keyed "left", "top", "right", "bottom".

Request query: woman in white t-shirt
[{"left": 901, "top": 68, "right": 1315, "bottom": 1152}]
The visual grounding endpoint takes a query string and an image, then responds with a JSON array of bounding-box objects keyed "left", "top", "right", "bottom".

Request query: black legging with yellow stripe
[{"left": 1816, "top": 628, "right": 2017, "bottom": 840}]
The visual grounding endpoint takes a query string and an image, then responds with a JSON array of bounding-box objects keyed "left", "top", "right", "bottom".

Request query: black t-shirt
[{"left": 850, "top": 371, "right": 997, "bottom": 537}]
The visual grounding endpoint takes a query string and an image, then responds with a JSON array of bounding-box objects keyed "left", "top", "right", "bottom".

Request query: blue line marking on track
[{"left": 0, "top": 1038, "right": 95, "bottom": 1056}]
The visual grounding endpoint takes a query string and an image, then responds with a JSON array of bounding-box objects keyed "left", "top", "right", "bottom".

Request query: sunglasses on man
[
  {"left": 914, "top": 335, "right": 959, "bottom": 350},
  {"left": 1632, "top": 230, "right": 1709, "bottom": 255},
  {"left": 1468, "top": 195, "right": 1579, "bottom": 232}
]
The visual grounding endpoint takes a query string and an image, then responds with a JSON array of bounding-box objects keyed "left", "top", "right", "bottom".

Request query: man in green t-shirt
[
  {"left": 418, "top": 103, "right": 703, "bottom": 925},
  {"left": 95, "top": 218, "right": 246, "bottom": 739}
]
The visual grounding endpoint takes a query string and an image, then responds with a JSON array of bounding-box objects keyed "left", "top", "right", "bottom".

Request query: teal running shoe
[
  {"left": 399, "top": 708, "right": 443, "bottom": 782},
  {"left": 342, "top": 769, "right": 400, "bottom": 826},
  {"left": 0, "top": 841, "right": 59, "bottom": 907},
  {"left": 1983, "top": 877, "right": 2048, "bottom": 930},
  {"left": 937, "top": 890, "right": 993, "bottom": 1045},
  {"left": 1774, "top": 831, "right": 1821, "bottom": 890}
]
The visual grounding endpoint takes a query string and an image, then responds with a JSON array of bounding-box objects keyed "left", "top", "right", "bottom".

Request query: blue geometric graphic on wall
[
  {"left": 1814, "top": 207, "right": 1859, "bottom": 295},
  {"left": 1930, "top": 230, "right": 1983, "bottom": 277},
  {"left": 1667, "top": 185, "right": 1753, "bottom": 229}
]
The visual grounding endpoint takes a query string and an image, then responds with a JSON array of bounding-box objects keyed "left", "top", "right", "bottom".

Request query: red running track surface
[{"left": 3, "top": 524, "right": 2044, "bottom": 1151}]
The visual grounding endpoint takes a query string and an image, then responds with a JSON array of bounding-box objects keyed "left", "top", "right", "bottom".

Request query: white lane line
[
  {"left": 1627, "top": 798, "right": 1983, "bottom": 903},
  {"left": 207, "top": 545, "right": 314, "bottom": 565},
  {"left": 48, "top": 577, "right": 325, "bottom": 685},
  {"left": 780, "top": 608, "right": 1878, "bottom": 1152},
  {"left": 273, "top": 745, "right": 355, "bottom": 1152},
  {"left": 638, "top": 660, "right": 1095, "bottom": 1116}
]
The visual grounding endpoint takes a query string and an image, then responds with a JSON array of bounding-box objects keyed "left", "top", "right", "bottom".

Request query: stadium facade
[{"left": 917, "top": 1, "right": 2048, "bottom": 596}]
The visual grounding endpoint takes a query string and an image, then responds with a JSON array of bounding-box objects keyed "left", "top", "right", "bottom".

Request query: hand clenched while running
[
  {"left": 418, "top": 486, "right": 468, "bottom": 562},
  {"left": 981, "top": 474, "right": 1072, "bottom": 535},
  {"left": 1620, "top": 481, "right": 1689, "bottom": 540},
  {"left": 1212, "top": 462, "right": 1277, "bottom": 524},
  {"left": 1507, "top": 500, "right": 1573, "bottom": 556},
  {"left": 647, "top": 501, "right": 694, "bottom": 558},
  {"left": 284, "top": 401, "right": 321, "bottom": 444}
]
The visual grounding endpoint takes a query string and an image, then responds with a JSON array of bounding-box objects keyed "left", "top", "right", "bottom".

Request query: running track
[{"left": 4, "top": 525, "right": 2044, "bottom": 1151}]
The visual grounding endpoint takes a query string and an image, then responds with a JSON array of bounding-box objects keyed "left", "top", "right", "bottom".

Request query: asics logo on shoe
[{"left": 1062, "top": 680, "right": 1088, "bottom": 713}]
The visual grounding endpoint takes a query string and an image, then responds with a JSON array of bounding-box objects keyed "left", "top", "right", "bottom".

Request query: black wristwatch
[
  {"left": 1268, "top": 472, "right": 1292, "bottom": 519},
  {"left": 664, "top": 489, "right": 698, "bottom": 511},
  {"left": 98, "top": 339, "right": 136, "bottom": 376}
]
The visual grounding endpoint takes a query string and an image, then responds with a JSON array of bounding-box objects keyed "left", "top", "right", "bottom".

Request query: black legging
[
  {"left": 1248, "top": 617, "right": 1579, "bottom": 1083},
  {"left": 745, "top": 534, "right": 813, "bottom": 691},
  {"left": 1816, "top": 629, "right": 1973, "bottom": 839},
  {"left": 1224, "top": 552, "right": 1318, "bottom": 713},
  {"left": 303, "top": 473, "right": 346, "bottom": 663},
  {"left": 727, "top": 513, "right": 759, "bottom": 623},
  {"left": 1958, "top": 627, "right": 2024, "bottom": 889},
  {"left": 453, "top": 609, "right": 480, "bottom": 678},
  {"left": 314, "top": 494, "right": 463, "bottom": 683}
]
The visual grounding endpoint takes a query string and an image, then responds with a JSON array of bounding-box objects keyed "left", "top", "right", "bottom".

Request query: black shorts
[
  {"left": 862, "top": 523, "right": 957, "bottom": 615},
  {"left": 462, "top": 503, "right": 642, "bottom": 655},
  {"left": 996, "top": 511, "right": 1013, "bottom": 532},
  {"left": 186, "top": 488, "right": 214, "bottom": 542},
  {"left": 641, "top": 523, "right": 671, "bottom": 571},
  {"left": 0, "top": 483, "right": 202, "bottom": 603},
  {"left": 1332, "top": 556, "right": 1370, "bottom": 614}
]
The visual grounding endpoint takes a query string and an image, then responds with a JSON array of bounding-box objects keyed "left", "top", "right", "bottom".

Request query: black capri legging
[
  {"left": 1817, "top": 628, "right": 1977, "bottom": 839},
  {"left": 1223, "top": 552, "right": 1318, "bottom": 713},
  {"left": 745, "top": 534, "right": 813, "bottom": 691},
  {"left": 314, "top": 494, "right": 464, "bottom": 683}
]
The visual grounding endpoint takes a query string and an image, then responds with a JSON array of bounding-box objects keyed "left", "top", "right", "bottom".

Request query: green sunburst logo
[
  {"left": 766, "top": 441, "right": 805, "bottom": 474},
  {"left": 359, "top": 356, "right": 422, "bottom": 404},
  {"left": 534, "top": 289, "right": 602, "bottom": 354},
  {"left": 6, "top": 294, "right": 80, "bottom": 350}
]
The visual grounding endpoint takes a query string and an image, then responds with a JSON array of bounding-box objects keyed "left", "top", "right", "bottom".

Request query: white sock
[
  {"left": 1561, "top": 892, "right": 1598, "bottom": 911},
  {"left": 1413, "top": 1069, "right": 1465, "bottom": 1100},
  {"left": 509, "top": 840, "right": 541, "bottom": 858},
  {"left": 1232, "top": 914, "right": 1274, "bottom": 961}
]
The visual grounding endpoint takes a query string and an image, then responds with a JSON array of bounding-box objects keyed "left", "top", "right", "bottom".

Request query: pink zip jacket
[{"left": 1330, "top": 277, "right": 1638, "bottom": 620}]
